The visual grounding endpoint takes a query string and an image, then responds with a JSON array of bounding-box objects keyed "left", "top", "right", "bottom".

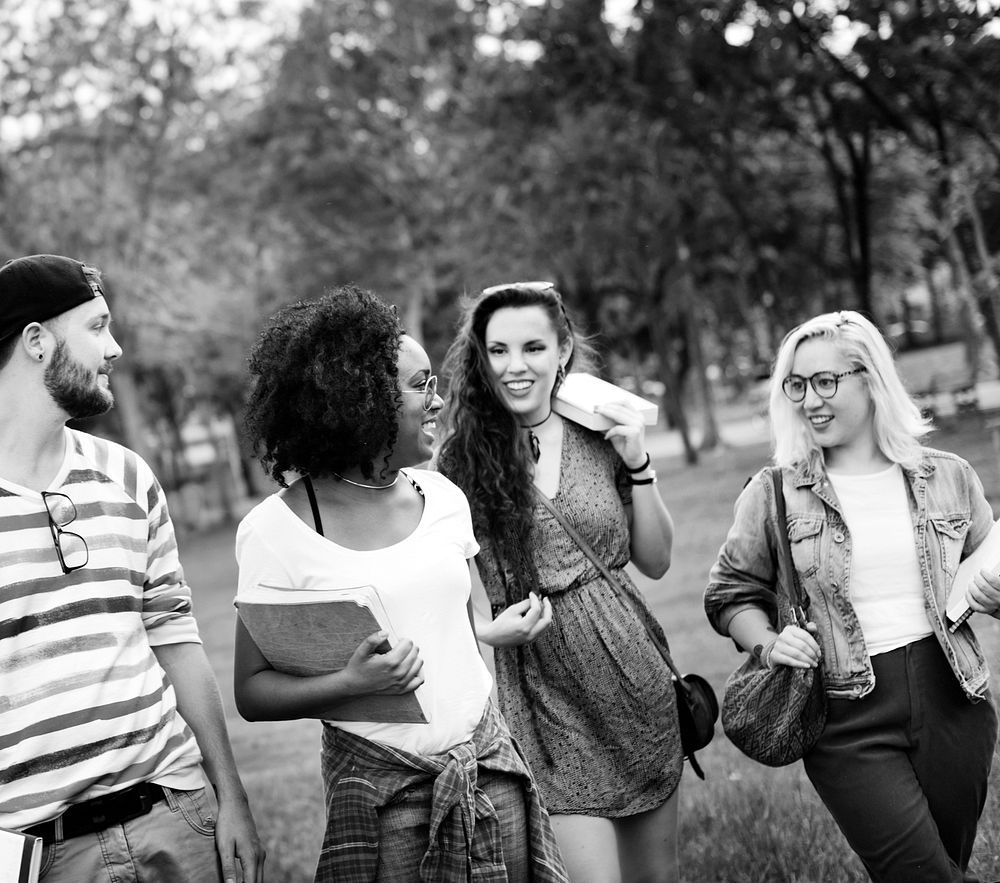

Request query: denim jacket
[{"left": 705, "top": 448, "right": 994, "bottom": 700}]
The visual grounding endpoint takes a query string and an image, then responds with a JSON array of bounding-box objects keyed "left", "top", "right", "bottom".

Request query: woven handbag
[
  {"left": 720, "top": 468, "right": 827, "bottom": 767},
  {"left": 533, "top": 488, "right": 719, "bottom": 779}
]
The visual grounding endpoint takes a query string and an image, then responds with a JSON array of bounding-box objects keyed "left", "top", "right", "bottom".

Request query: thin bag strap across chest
[
  {"left": 304, "top": 474, "right": 324, "bottom": 536},
  {"left": 300, "top": 473, "right": 425, "bottom": 541},
  {"left": 532, "top": 486, "right": 684, "bottom": 682}
]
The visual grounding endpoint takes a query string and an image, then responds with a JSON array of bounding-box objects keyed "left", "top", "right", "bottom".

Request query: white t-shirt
[
  {"left": 826, "top": 463, "right": 932, "bottom": 656},
  {"left": 234, "top": 469, "right": 492, "bottom": 755}
]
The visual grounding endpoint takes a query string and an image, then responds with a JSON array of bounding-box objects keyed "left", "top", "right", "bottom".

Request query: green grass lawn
[{"left": 182, "top": 412, "right": 1000, "bottom": 882}]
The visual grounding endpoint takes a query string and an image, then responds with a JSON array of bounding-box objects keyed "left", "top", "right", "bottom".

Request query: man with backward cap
[{"left": 0, "top": 255, "right": 264, "bottom": 882}]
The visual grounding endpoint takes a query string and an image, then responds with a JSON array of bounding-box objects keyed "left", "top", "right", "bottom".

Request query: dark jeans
[{"left": 804, "top": 635, "right": 997, "bottom": 883}]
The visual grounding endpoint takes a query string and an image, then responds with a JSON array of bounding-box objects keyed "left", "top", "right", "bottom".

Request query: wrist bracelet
[
  {"left": 625, "top": 453, "right": 651, "bottom": 474},
  {"left": 629, "top": 470, "right": 657, "bottom": 486},
  {"left": 753, "top": 637, "right": 777, "bottom": 669}
]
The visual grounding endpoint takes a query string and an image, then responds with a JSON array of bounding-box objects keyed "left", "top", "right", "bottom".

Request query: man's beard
[{"left": 44, "top": 339, "right": 114, "bottom": 420}]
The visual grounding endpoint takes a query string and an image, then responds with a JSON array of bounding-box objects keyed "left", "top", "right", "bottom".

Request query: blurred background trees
[{"left": 2, "top": 0, "right": 998, "bottom": 486}]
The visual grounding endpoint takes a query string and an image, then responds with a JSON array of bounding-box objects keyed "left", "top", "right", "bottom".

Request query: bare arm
[
  {"left": 232, "top": 618, "right": 424, "bottom": 722},
  {"left": 724, "top": 606, "right": 820, "bottom": 669},
  {"left": 153, "top": 642, "right": 265, "bottom": 883},
  {"left": 596, "top": 401, "right": 673, "bottom": 577},
  {"left": 473, "top": 592, "right": 553, "bottom": 647},
  {"left": 625, "top": 476, "right": 674, "bottom": 578}
]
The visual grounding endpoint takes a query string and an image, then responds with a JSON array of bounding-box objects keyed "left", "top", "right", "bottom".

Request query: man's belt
[{"left": 23, "top": 782, "right": 167, "bottom": 843}]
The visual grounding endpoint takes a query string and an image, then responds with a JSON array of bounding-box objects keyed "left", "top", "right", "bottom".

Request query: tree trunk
[
  {"left": 922, "top": 255, "right": 946, "bottom": 345},
  {"left": 849, "top": 127, "right": 874, "bottom": 318},
  {"left": 398, "top": 223, "right": 435, "bottom": 346},
  {"left": 659, "top": 373, "right": 697, "bottom": 464},
  {"left": 683, "top": 280, "right": 719, "bottom": 451},
  {"left": 945, "top": 230, "right": 986, "bottom": 381},
  {"left": 963, "top": 182, "right": 1000, "bottom": 376},
  {"left": 110, "top": 367, "right": 155, "bottom": 464},
  {"left": 648, "top": 311, "right": 697, "bottom": 464}
]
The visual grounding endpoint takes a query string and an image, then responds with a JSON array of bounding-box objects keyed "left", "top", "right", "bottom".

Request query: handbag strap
[
  {"left": 769, "top": 467, "right": 809, "bottom": 620},
  {"left": 532, "top": 487, "right": 685, "bottom": 683},
  {"left": 303, "top": 475, "right": 324, "bottom": 536},
  {"left": 301, "top": 472, "right": 424, "bottom": 540}
]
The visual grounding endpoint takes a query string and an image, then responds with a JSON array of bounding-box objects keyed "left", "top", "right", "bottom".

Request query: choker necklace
[
  {"left": 521, "top": 410, "right": 552, "bottom": 462},
  {"left": 332, "top": 471, "right": 399, "bottom": 490}
]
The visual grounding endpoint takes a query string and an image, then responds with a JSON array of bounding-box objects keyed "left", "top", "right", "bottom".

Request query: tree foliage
[{"left": 1, "top": 0, "right": 998, "bottom": 463}]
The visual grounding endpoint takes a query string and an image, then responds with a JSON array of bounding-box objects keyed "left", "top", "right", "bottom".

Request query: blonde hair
[{"left": 768, "top": 310, "right": 931, "bottom": 469}]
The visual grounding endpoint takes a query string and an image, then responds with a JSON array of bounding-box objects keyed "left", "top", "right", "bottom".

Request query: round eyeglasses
[
  {"left": 781, "top": 367, "right": 866, "bottom": 403},
  {"left": 401, "top": 374, "right": 438, "bottom": 410}
]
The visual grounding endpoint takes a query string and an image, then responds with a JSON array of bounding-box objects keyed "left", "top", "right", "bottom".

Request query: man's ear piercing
[{"left": 37, "top": 352, "right": 44, "bottom": 361}]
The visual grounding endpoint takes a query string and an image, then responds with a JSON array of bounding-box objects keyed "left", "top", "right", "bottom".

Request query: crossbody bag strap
[
  {"left": 303, "top": 475, "right": 324, "bottom": 537},
  {"left": 532, "top": 486, "right": 685, "bottom": 683},
  {"left": 769, "top": 467, "right": 809, "bottom": 620}
]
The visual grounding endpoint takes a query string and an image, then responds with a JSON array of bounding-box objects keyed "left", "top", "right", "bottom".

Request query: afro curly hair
[{"left": 245, "top": 285, "right": 405, "bottom": 486}]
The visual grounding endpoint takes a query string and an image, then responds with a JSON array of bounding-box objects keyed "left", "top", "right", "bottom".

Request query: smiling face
[
  {"left": 484, "top": 305, "right": 570, "bottom": 424},
  {"left": 43, "top": 296, "right": 122, "bottom": 419},
  {"left": 389, "top": 334, "right": 442, "bottom": 469},
  {"left": 790, "top": 337, "right": 875, "bottom": 468}
]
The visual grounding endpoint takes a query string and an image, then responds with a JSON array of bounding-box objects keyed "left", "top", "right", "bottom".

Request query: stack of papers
[{"left": 237, "top": 583, "right": 427, "bottom": 723}]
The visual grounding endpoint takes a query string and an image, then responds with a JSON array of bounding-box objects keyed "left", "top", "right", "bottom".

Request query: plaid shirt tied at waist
[{"left": 316, "top": 700, "right": 568, "bottom": 883}]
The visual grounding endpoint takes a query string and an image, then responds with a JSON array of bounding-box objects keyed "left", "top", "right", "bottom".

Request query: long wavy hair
[
  {"left": 769, "top": 310, "right": 931, "bottom": 470},
  {"left": 437, "top": 283, "right": 595, "bottom": 600},
  {"left": 245, "top": 285, "right": 404, "bottom": 485}
]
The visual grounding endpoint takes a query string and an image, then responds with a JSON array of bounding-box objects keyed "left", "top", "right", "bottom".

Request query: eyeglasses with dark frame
[
  {"left": 40, "top": 491, "right": 89, "bottom": 574},
  {"left": 781, "top": 368, "right": 866, "bottom": 403},
  {"left": 401, "top": 374, "right": 438, "bottom": 411}
]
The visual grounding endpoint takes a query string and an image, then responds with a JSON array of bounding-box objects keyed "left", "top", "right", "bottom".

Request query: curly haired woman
[
  {"left": 232, "top": 285, "right": 567, "bottom": 883},
  {"left": 436, "top": 281, "right": 682, "bottom": 883}
]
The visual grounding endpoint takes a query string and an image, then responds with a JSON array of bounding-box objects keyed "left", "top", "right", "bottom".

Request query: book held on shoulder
[
  {"left": 947, "top": 518, "right": 1000, "bottom": 632},
  {"left": 0, "top": 826, "right": 42, "bottom": 883},
  {"left": 236, "top": 583, "right": 427, "bottom": 723},
  {"left": 554, "top": 373, "right": 658, "bottom": 432}
]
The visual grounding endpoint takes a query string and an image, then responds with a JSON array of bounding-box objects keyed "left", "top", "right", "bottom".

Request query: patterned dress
[{"left": 477, "top": 421, "right": 683, "bottom": 816}]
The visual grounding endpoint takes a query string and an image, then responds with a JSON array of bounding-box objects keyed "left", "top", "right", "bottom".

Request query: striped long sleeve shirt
[{"left": 0, "top": 428, "right": 204, "bottom": 830}]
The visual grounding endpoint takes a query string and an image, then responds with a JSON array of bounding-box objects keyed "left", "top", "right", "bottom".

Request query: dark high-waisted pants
[{"left": 804, "top": 635, "right": 997, "bottom": 883}]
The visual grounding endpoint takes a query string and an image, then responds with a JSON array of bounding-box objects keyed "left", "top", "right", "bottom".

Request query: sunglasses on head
[
  {"left": 480, "top": 281, "right": 573, "bottom": 333},
  {"left": 481, "top": 281, "right": 556, "bottom": 297}
]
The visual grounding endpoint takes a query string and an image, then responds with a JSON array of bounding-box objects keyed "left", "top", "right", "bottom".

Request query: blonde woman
[{"left": 706, "top": 311, "right": 1000, "bottom": 882}]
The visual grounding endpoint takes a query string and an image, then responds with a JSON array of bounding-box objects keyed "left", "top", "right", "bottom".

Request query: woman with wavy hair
[
  {"left": 233, "top": 285, "right": 567, "bottom": 883},
  {"left": 437, "top": 281, "right": 681, "bottom": 883},
  {"left": 706, "top": 310, "right": 1000, "bottom": 882}
]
